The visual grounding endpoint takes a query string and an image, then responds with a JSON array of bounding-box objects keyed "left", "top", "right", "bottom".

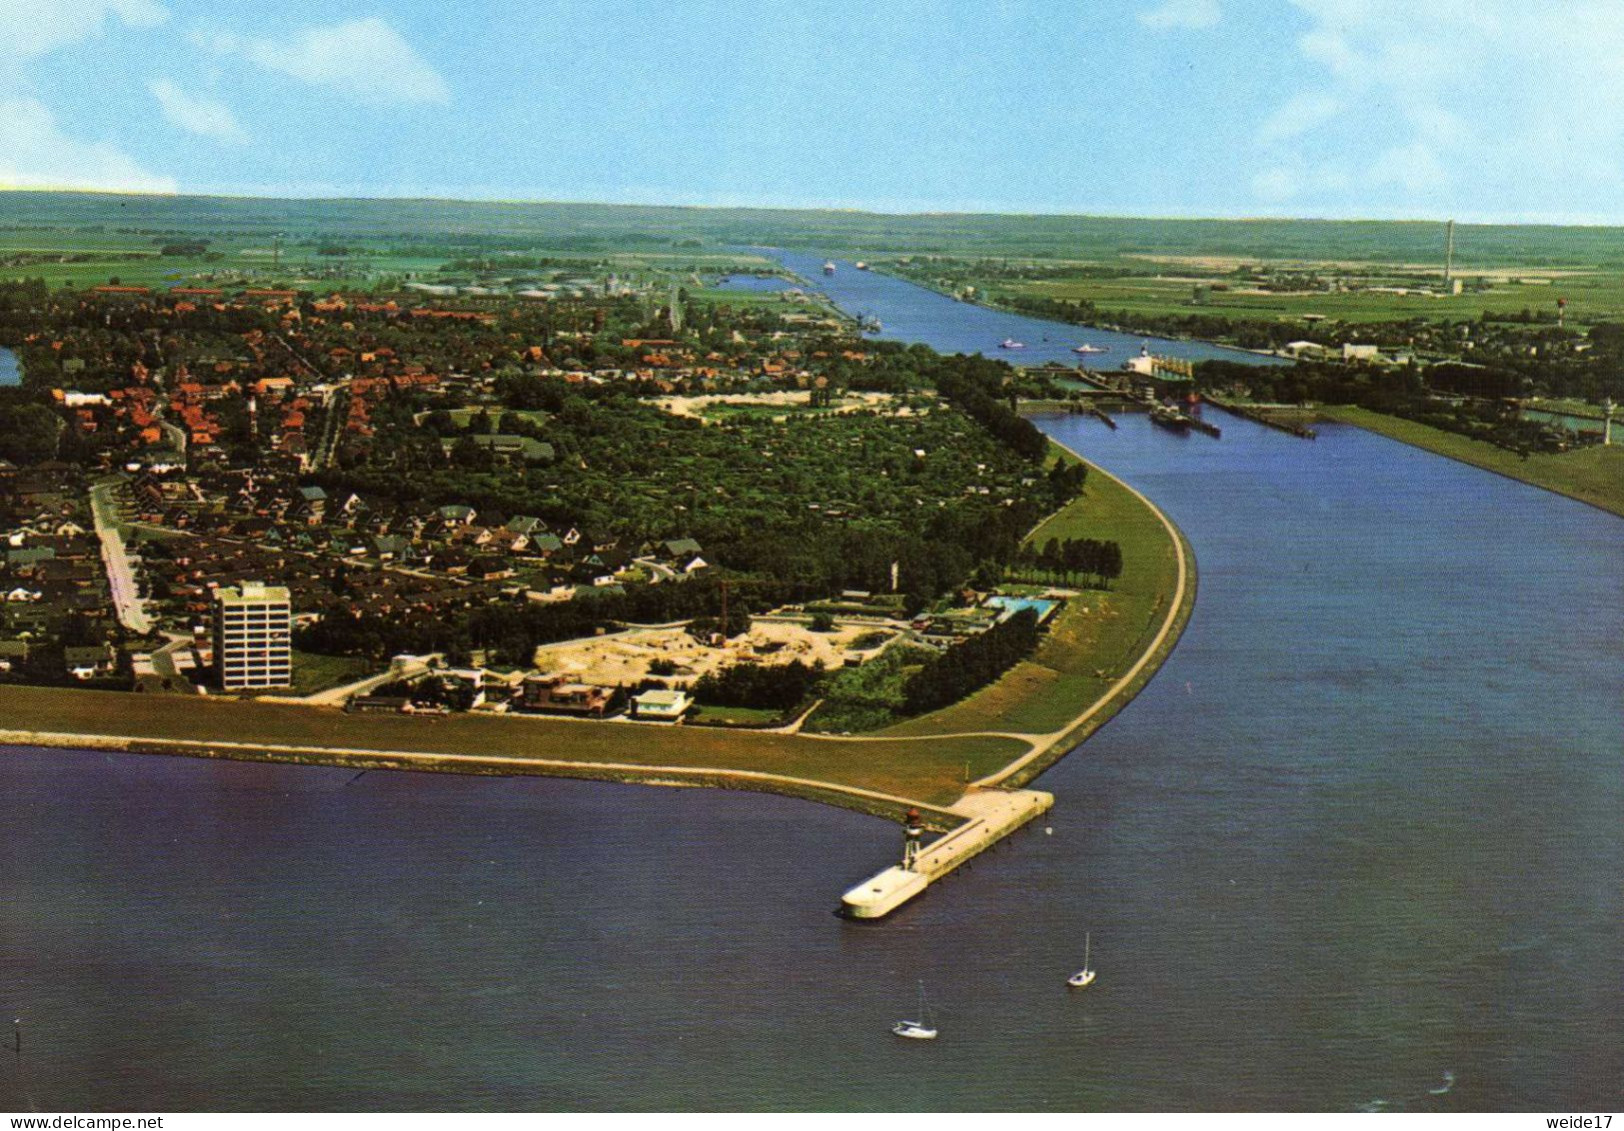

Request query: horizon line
[{"left": 4, "top": 185, "right": 1623, "bottom": 231}]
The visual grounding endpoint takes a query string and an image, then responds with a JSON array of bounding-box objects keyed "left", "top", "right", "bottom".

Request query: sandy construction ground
[
  {"left": 653, "top": 391, "right": 901, "bottom": 420},
  {"left": 531, "top": 618, "right": 895, "bottom": 686}
]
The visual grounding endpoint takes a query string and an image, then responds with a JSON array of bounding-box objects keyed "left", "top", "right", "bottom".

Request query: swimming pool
[{"left": 983, "top": 594, "right": 1060, "bottom": 623}]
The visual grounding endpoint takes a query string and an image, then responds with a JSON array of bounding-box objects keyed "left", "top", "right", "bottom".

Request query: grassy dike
[
  {"left": 1320, "top": 406, "right": 1624, "bottom": 518},
  {"left": 0, "top": 429, "right": 1193, "bottom": 821}
]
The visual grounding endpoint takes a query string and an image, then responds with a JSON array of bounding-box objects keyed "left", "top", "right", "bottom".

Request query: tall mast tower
[{"left": 1443, "top": 219, "right": 1455, "bottom": 288}]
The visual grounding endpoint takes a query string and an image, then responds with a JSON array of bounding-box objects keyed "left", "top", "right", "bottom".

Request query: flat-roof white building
[
  {"left": 630, "top": 688, "right": 691, "bottom": 722},
  {"left": 214, "top": 581, "right": 292, "bottom": 691}
]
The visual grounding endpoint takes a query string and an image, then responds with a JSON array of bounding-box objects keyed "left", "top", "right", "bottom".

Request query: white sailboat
[
  {"left": 1067, "top": 933, "right": 1096, "bottom": 988},
  {"left": 892, "top": 980, "right": 938, "bottom": 1040}
]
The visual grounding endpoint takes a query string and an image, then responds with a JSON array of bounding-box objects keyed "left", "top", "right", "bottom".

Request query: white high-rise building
[{"left": 214, "top": 581, "right": 292, "bottom": 691}]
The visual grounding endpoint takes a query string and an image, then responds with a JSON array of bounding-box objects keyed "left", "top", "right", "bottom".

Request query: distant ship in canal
[
  {"left": 1000, "top": 338, "right": 1026, "bottom": 349},
  {"left": 822, "top": 260, "right": 836, "bottom": 276},
  {"left": 1073, "top": 343, "right": 1109, "bottom": 355}
]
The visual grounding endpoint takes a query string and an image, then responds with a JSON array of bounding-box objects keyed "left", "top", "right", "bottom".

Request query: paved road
[{"left": 90, "top": 480, "right": 153, "bottom": 635}]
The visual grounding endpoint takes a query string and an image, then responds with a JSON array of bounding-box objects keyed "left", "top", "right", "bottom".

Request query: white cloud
[
  {"left": 1256, "top": 92, "right": 1342, "bottom": 145},
  {"left": 0, "top": 0, "right": 166, "bottom": 62},
  {"left": 1248, "top": 1, "right": 1624, "bottom": 213},
  {"left": 1138, "top": 0, "right": 1220, "bottom": 31},
  {"left": 0, "top": 95, "right": 174, "bottom": 192},
  {"left": 0, "top": 2, "right": 173, "bottom": 193},
  {"left": 148, "top": 78, "right": 247, "bottom": 144},
  {"left": 197, "top": 17, "right": 449, "bottom": 105}
]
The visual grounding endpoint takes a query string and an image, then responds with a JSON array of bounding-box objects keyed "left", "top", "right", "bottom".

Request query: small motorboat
[
  {"left": 1068, "top": 932, "right": 1097, "bottom": 988},
  {"left": 1072, "top": 343, "right": 1109, "bottom": 355},
  {"left": 1000, "top": 338, "right": 1026, "bottom": 350}
]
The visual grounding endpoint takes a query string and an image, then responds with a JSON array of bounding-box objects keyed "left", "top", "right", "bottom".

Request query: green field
[
  {"left": 16, "top": 191, "right": 1624, "bottom": 285},
  {"left": 1320, "top": 407, "right": 1624, "bottom": 517},
  {"left": 987, "top": 272, "right": 1624, "bottom": 327}
]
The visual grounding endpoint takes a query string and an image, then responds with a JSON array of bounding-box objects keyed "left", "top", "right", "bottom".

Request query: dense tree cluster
[
  {"left": 0, "top": 393, "right": 62, "bottom": 464},
  {"left": 902, "top": 608, "right": 1041, "bottom": 715},
  {"left": 322, "top": 350, "right": 1084, "bottom": 609},
  {"left": 692, "top": 659, "right": 822, "bottom": 712},
  {"left": 1015, "top": 538, "right": 1123, "bottom": 587},
  {"left": 930, "top": 356, "right": 1050, "bottom": 461}
]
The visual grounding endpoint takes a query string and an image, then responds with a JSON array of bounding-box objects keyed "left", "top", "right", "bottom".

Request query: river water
[
  {"left": 770, "top": 251, "right": 1287, "bottom": 369},
  {"left": 3, "top": 270, "right": 1621, "bottom": 1112},
  {"left": 0, "top": 347, "right": 19, "bottom": 387}
]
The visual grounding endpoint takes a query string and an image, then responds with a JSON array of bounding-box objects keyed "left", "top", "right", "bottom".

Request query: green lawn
[
  {"left": 285, "top": 650, "right": 376, "bottom": 696},
  {"left": 1322, "top": 406, "right": 1624, "bottom": 517},
  {"left": 688, "top": 704, "right": 784, "bottom": 727}
]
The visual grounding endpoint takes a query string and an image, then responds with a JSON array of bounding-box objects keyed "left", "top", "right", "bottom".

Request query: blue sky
[{"left": 3, "top": 0, "right": 1622, "bottom": 222}]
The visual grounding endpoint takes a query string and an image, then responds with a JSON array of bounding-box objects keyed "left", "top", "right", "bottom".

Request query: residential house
[
  {"left": 519, "top": 674, "right": 611, "bottom": 717},
  {"left": 63, "top": 643, "right": 117, "bottom": 681}
]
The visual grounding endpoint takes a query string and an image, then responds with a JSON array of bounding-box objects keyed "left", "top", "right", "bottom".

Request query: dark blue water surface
[
  {"left": 4, "top": 287, "right": 1621, "bottom": 1111},
  {"left": 769, "top": 251, "right": 1287, "bottom": 369},
  {"left": 0, "top": 347, "right": 19, "bottom": 387}
]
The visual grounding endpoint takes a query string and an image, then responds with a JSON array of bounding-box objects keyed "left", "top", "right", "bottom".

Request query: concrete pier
[{"left": 840, "top": 788, "right": 1054, "bottom": 919}]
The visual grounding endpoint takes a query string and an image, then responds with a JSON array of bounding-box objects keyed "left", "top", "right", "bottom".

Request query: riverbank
[
  {"left": 1321, "top": 405, "right": 1624, "bottom": 518},
  {"left": 0, "top": 433, "right": 1194, "bottom": 825}
]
